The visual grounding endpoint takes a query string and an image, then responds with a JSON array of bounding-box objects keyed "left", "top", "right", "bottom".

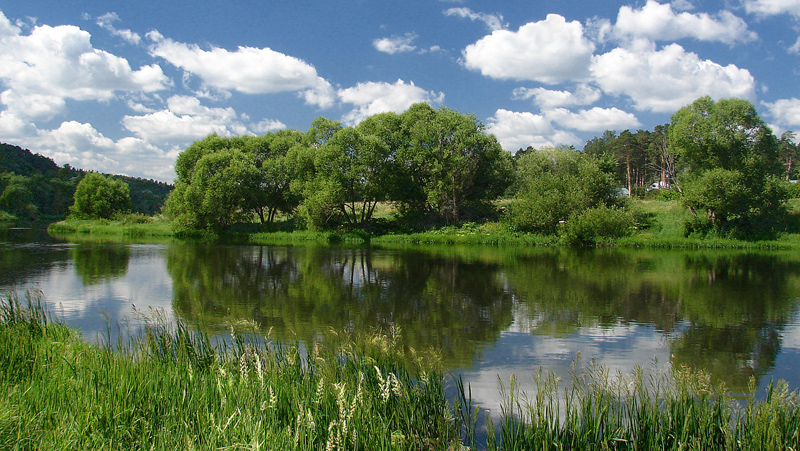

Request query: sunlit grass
[
  {"left": 0, "top": 291, "right": 455, "bottom": 450},
  {"left": 3, "top": 292, "right": 800, "bottom": 449}
]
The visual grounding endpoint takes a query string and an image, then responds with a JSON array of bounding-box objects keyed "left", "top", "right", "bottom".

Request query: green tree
[
  {"left": 69, "top": 172, "right": 131, "bottom": 219},
  {"left": 669, "top": 97, "right": 787, "bottom": 238},
  {"left": 396, "top": 103, "right": 511, "bottom": 225},
  {"left": 167, "top": 149, "right": 261, "bottom": 231},
  {"left": 504, "top": 147, "right": 625, "bottom": 237},
  {"left": 305, "top": 126, "right": 392, "bottom": 228}
]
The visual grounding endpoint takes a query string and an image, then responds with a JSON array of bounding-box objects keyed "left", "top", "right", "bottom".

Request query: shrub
[{"left": 559, "top": 205, "right": 634, "bottom": 246}]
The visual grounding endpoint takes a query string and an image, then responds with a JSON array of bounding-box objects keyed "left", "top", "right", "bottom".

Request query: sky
[{"left": 0, "top": 0, "right": 799, "bottom": 182}]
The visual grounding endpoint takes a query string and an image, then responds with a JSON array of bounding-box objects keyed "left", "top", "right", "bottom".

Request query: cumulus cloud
[
  {"left": 0, "top": 12, "right": 170, "bottom": 120},
  {"left": 545, "top": 107, "right": 640, "bottom": 131},
  {"left": 444, "top": 7, "right": 506, "bottom": 31},
  {"left": 122, "top": 95, "right": 251, "bottom": 143},
  {"left": 95, "top": 12, "right": 141, "bottom": 45},
  {"left": 613, "top": 1, "right": 756, "bottom": 44},
  {"left": 513, "top": 85, "right": 602, "bottom": 109},
  {"left": 591, "top": 41, "right": 756, "bottom": 113},
  {"left": 487, "top": 109, "right": 581, "bottom": 152},
  {"left": 149, "top": 36, "right": 333, "bottom": 104},
  {"left": 763, "top": 98, "right": 800, "bottom": 127},
  {"left": 338, "top": 79, "right": 444, "bottom": 125},
  {"left": 743, "top": 0, "right": 800, "bottom": 17},
  {"left": 373, "top": 33, "right": 418, "bottom": 54},
  {"left": 28, "top": 121, "right": 175, "bottom": 180},
  {"left": 462, "top": 15, "right": 595, "bottom": 84}
]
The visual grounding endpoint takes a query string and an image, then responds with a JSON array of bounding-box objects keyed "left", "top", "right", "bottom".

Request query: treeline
[
  {"left": 166, "top": 103, "right": 513, "bottom": 231},
  {"left": 166, "top": 98, "right": 800, "bottom": 241},
  {"left": 0, "top": 143, "right": 172, "bottom": 221}
]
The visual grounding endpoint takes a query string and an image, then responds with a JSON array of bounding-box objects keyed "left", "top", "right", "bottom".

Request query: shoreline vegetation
[
  {"left": 2, "top": 292, "right": 799, "bottom": 450},
  {"left": 44, "top": 198, "right": 800, "bottom": 250}
]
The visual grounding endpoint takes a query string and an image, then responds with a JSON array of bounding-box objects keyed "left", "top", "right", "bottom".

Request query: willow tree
[{"left": 669, "top": 97, "right": 787, "bottom": 238}]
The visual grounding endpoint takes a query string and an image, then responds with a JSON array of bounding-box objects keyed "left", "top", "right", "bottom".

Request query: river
[{"left": 3, "top": 226, "right": 800, "bottom": 419}]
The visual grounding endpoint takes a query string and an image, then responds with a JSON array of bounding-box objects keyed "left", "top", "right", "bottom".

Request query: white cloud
[
  {"left": 763, "top": 98, "right": 800, "bottom": 127},
  {"left": 444, "top": 7, "right": 506, "bottom": 31},
  {"left": 0, "top": 12, "right": 170, "bottom": 120},
  {"left": 252, "top": 119, "right": 287, "bottom": 133},
  {"left": 790, "top": 37, "right": 800, "bottom": 54},
  {"left": 614, "top": 1, "right": 756, "bottom": 44},
  {"left": 513, "top": 85, "right": 602, "bottom": 109},
  {"left": 744, "top": 0, "right": 800, "bottom": 17},
  {"left": 149, "top": 37, "right": 332, "bottom": 102},
  {"left": 672, "top": 0, "right": 695, "bottom": 11},
  {"left": 95, "top": 12, "right": 141, "bottom": 45},
  {"left": 591, "top": 41, "right": 756, "bottom": 113},
  {"left": 373, "top": 33, "right": 418, "bottom": 54},
  {"left": 122, "top": 95, "right": 250, "bottom": 143},
  {"left": 28, "top": 121, "right": 175, "bottom": 180},
  {"left": 300, "top": 78, "right": 337, "bottom": 109},
  {"left": 338, "top": 79, "right": 445, "bottom": 125},
  {"left": 545, "top": 107, "right": 641, "bottom": 132},
  {"left": 487, "top": 109, "right": 581, "bottom": 152},
  {"left": 462, "top": 14, "right": 595, "bottom": 84}
]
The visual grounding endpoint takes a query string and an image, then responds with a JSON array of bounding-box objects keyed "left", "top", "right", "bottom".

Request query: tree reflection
[
  {"left": 167, "top": 244, "right": 514, "bottom": 368},
  {"left": 72, "top": 244, "right": 130, "bottom": 285},
  {"left": 503, "top": 249, "right": 800, "bottom": 391}
]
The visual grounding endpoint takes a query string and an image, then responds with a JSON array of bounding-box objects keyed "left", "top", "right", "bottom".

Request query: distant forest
[{"left": 0, "top": 143, "right": 172, "bottom": 221}]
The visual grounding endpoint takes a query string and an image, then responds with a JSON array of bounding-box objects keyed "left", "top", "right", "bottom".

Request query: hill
[{"left": 0, "top": 143, "right": 172, "bottom": 221}]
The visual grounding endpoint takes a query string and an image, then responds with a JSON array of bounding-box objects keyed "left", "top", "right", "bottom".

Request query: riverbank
[
  {"left": 43, "top": 199, "right": 800, "bottom": 249},
  {"left": 2, "top": 293, "right": 799, "bottom": 450}
]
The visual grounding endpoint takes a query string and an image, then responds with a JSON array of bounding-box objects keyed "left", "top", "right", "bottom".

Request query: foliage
[
  {"left": 504, "top": 147, "right": 627, "bottom": 235},
  {"left": 559, "top": 205, "right": 635, "bottom": 246},
  {"left": 0, "top": 143, "right": 171, "bottom": 220},
  {"left": 396, "top": 103, "right": 512, "bottom": 225},
  {"left": 669, "top": 97, "right": 788, "bottom": 239},
  {"left": 69, "top": 172, "right": 132, "bottom": 220}
]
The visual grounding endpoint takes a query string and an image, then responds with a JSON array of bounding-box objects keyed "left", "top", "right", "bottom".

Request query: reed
[
  {"left": 3, "top": 292, "right": 800, "bottom": 450},
  {"left": 0, "top": 292, "right": 456, "bottom": 450},
  {"left": 454, "top": 361, "right": 800, "bottom": 450}
]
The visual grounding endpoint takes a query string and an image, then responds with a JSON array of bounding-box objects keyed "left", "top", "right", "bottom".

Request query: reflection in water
[
  {"left": 72, "top": 244, "right": 130, "bottom": 285},
  {"left": 168, "top": 245, "right": 515, "bottom": 367},
  {"left": 2, "top": 239, "right": 800, "bottom": 396}
]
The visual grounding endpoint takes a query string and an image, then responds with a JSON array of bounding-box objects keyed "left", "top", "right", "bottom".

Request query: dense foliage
[
  {"left": 669, "top": 97, "right": 788, "bottom": 238},
  {"left": 504, "top": 147, "right": 626, "bottom": 239},
  {"left": 69, "top": 172, "right": 132, "bottom": 220},
  {"left": 162, "top": 98, "right": 798, "bottom": 242},
  {"left": 167, "top": 104, "right": 512, "bottom": 232},
  {"left": 0, "top": 143, "right": 172, "bottom": 221}
]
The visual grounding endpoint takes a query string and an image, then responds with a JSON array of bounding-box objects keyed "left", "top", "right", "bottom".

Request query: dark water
[{"left": 2, "top": 226, "right": 800, "bottom": 417}]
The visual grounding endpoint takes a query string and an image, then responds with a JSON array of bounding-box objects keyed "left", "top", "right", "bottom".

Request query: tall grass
[
  {"left": 3, "top": 292, "right": 800, "bottom": 450},
  {"left": 454, "top": 360, "right": 800, "bottom": 450},
  {"left": 0, "top": 292, "right": 455, "bottom": 450}
]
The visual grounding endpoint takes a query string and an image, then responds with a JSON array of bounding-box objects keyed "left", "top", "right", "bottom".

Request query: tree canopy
[
  {"left": 668, "top": 97, "right": 788, "bottom": 238},
  {"left": 69, "top": 172, "right": 132, "bottom": 220}
]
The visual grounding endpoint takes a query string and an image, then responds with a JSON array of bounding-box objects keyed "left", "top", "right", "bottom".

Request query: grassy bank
[
  {"left": 0, "top": 292, "right": 455, "bottom": 450},
  {"left": 48, "top": 215, "right": 174, "bottom": 239},
  {"left": 2, "top": 293, "right": 800, "bottom": 449},
  {"left": 46, "top": 199, "right": 800, "bottom": 249}
]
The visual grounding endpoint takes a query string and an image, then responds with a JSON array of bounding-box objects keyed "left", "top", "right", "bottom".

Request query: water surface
[{"left": 3, "top": 227, "right": 800, "bottom": 416}]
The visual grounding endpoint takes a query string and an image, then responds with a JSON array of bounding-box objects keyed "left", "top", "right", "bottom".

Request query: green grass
[
  {"left": 2, "top": 293, "right": 800, "bottom": 449},
  {"left": 0, "top": 292, "right": 455, "bottom": 450},
  {"left": 456, "top": 362, "right": 800, "bottom": 451},
  {"left": 48, "top": 216, "right": 175, "bottom": 238}
]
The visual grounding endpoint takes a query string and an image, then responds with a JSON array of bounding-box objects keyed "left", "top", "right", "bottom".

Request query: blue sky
[{"left": 0, "top": 0, "right": 798, "bottom": 182}]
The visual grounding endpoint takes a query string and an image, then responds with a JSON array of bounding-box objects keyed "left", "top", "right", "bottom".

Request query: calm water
[{"left": 3, "top": 226, "right": 800, "bottom": 416}]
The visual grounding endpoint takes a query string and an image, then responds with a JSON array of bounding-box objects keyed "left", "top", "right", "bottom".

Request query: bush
[{"left": 559, "top": 205, "right": 634, "bottom": 246}]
